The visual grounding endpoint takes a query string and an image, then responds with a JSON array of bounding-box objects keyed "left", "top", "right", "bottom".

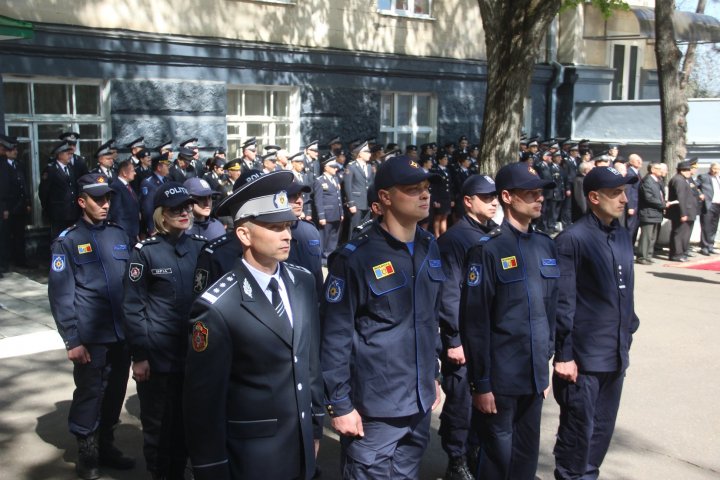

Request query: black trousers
[
  {"left": 625, "top": 212, "right": 640, "bottom": 248},
  {"left": 349, "top": 208, "right": 368, "bottom": 233},
  {"left": 136, "top": 372, "right": 187, "bottom": 479},
  {"left": 700, "top": 203, "right": 720, "bottom": 250},
  {"left": 670, "top": 218, "right": 693, "bottom": 258},
  {"left": 69, "top": 342, "right": 130, "bottom": 439},
  {"left": 560, "top": 196, "right": 572, "bottom": 227},
  {"left": 474, "top": 393, "right": 543, "bottom": 480},
  {"left": 553, "top": 371, "right": 625, "bottom": 480},
  {"left": 439, "top": 360, "right": 473, "bottom": 459},
  {"left": 320, "top": 220, "right": 341, "bottom": 258}
]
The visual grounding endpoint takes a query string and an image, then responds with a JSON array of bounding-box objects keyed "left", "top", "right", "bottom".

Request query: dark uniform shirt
[
  {"left": 461, "top": 221, "right": 559, "bottom": 396},
  {"left": 139, "top": 174, "right": 167, "bottom": 235},
  {"left": 321, "top": 221, "right": 444, "bottom": 418},
  {"left": 554, "top": 212, "right": 640, "bottom": 372},
  {"left": 187, "top": 217, "right": 226, "bottom": 241},
  {"left": 48, "top": 220, "right": 130, "bottom": 349},
  {"left": 123, "top": 233, "right": 206, "bottom": 372},
  {"left": 437, "top": 214, "right": 497, "bottom": 349}
]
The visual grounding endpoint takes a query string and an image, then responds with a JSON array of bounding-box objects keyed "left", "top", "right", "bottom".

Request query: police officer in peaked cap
[{"left": 184, "top": 170, "right": 324, "bottom": 480}]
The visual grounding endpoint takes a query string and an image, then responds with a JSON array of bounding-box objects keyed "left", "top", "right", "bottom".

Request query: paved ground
[{"left": 1, "top": 250, "right": 719, "bottom": 480}]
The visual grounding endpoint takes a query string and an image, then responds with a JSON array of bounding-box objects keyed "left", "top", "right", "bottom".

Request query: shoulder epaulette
[
  {"left": 479, "top": 226, "right": 502, "bottom": 243},
  {"left": 285, "top": 262, "right": 311, "bottom": 275},
  {"left": 190, "top": 233, "right": 207, "bottom": 242},
  {"left": 203, "top": 234, "right": 232, "bottom": 253},
  {"left": 134, "top": 236, "right": 159, "bottom": 250},
  {"left": 338, "top": 234, "right": 369, "bottom": 258},
  {"left": 201, "top": 272, "right": 238, "bottom": 304},
  {"left": 57, "top": 224, "right": 78, "bottom": 239}
]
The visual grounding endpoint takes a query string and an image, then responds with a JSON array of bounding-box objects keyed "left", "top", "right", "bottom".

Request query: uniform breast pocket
[
  {"left": 495, "top": 265, "right": 525, "bottom": 299},
  {"left": 112, "top": 247, "right": 130, "bottom": 262},
  {"left": 539, "top": 262, "right": 560, "bottom": 298},
  {"left": 307, "top": 239, "right": 322, "bottom": 257},
  {"left": 366, "top": 271, "right": 408, "bottom": 322},
  {"left": 227, "top": 418, "right": 278, "bottom": 439}
]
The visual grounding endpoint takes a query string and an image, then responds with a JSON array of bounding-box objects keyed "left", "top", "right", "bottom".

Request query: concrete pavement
[{"left": 1, "top": 257, "right": 719, "bottom": 479}]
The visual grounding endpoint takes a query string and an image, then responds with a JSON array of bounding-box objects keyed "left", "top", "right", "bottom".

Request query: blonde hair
[{"left": 152, "top": 206, "right": 193, "bottom": 235}]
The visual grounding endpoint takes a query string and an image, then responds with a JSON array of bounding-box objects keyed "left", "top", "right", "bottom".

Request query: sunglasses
[{"left": 166, "top": 204, "right": 192, "bottom": 216}]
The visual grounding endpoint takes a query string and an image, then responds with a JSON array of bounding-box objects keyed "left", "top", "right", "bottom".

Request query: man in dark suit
[
  {"left": 696, "top": 163, "right": 720, "bottom": 255},
  {"left": 343, "top": 141, "right": 374, "bottom": 232},
  {"left": 667, "top": 160, "right": 699, "bottom": 261},
  {"left": 0, "top": 135, "right": 32, "bottom": 271},
  {"left": 39, "top": 140, "right": 81, "bottom": 239},
  {"left": 636, "top": 163, "right": 668, "bottom": 265},
  {"left": 313, "top": 155, "right": 344, "bottom": 261},
  {"left": 184, "top": 170, "right": 323, "bottom": 480},
  {"left": 240, "top": 137, "right": 262, "bottom": 173},
  {"left": 108, "top": 160, "right": 141, "bottom": 243}
]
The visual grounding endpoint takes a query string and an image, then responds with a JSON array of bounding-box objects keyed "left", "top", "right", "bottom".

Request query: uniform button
[
  {"left": 301, "top": 411, "right": 305, "bottom": 419},
  {"left": 297, "top": 383, "right": 303, "bottom": 391},
  {"left": 294, "top": 356, "right": 298, "bottom": 363}
]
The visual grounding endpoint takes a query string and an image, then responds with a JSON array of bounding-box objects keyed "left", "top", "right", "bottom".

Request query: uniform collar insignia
[{"left": 243, "top": 277, "right": 253, "bottom": 298}]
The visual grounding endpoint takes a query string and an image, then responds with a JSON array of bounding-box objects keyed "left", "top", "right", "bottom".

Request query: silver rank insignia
[{"left": 243, "top": 278, "right": 253, "bottom": 298}]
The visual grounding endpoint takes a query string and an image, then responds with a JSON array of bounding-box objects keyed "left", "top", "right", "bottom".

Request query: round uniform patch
[
  {"left": 467, "top": 264, "right": 482, "bottom": 287},
  {"left": 192, "top": 321, "right": 209, "bottom": 352},
  {"left": 128, "top": 263, "right": 144, "bottom": 282},
  {"left": 51, "top": 254, "right": 66, "bottom": 272},
  {"left": 326, "top": 276, "right": 345, "bottom": 303}
]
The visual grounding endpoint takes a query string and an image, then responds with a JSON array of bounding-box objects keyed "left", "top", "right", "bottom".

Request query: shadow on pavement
[{"left": 649, "top": 272, "right": 720, "bottom": 284}]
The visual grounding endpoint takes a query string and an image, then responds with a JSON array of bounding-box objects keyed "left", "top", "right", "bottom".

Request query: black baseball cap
[
  {"left": 153, "top": 182, "right": 197, "bottom": 209},
  {"left": 374, "top": 155, "right": 440, "bottom": 191},
  {"left": 78, "top": 173, "right": 113, "bottom": 197},
  {"left": 583, "top": 166, "right": 638, "bottom": 196},
  {"left": 462, "top": 175, "right": 497, "bottom": 196},
  {"left": 495, "top": 162, "right": 555, "bottom": 192}
]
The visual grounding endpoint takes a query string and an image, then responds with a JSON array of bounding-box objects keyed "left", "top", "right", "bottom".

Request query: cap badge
[
  {"left": 409, "top": 161, "right": 419, "bottom": 168},
  {"left": 528, "top": 167, "right": 537, "bottom": 175},
  {"left": 608, "top": 167, "right": 621, "bottom": 176},
  {"left": 373, "top": 261, "right": 395, "bottom": 279},
  {"left": 97, "top": 176, "right": 105, "bottom": 183},
  {"left": 273, "top": 191, "right": 288, "bottom": 208},
  {"left": 484, "top": 176, "right": 495, "bottom": 184}
]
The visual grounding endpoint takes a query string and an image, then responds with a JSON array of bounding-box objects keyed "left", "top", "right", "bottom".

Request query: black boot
[
  {"left": 76, "top": 434, "right": 100, "bottom": 480},
  {"left": 445, "top": 455, "right": 474, "bottom": 480},
  {"left": 98, "top": 425, "right": 135, "bottom": 470}
]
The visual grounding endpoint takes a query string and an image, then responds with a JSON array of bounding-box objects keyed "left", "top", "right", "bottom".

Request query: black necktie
[{"left": 268, "top": 278, "right": 290, "bottom": 326}]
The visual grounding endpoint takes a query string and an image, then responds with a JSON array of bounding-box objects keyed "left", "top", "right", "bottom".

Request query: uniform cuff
[
  {"left": 325, "top": 396, "right": 353, "bottom": 417},
  {"left": 469, "top": 378, "right": 491, "bottom": 394},
  {"left": 64, "top": 335, "right": 81, "bottom": 350}
]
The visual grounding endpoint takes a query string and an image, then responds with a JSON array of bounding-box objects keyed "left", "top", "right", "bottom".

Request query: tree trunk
[
  {"left": 477, "top": 0, "right": 561, "bottom": 174},
  {"left": 655, "top": 0, "right": 688, "bottom": 171}
]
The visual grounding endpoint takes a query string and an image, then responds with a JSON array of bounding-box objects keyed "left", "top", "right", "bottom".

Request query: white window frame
[
  {"left": 225, "top": 86, "right": 300, "bottom": 158},
  {"left": 377, "top": 0, "right": 433, "bottom": 19},
  {"left": 3, "top": 76, "right": 109, "bottom": 227},
  {"left": 379, "top": 92, "right": 437, "bottom": 148},
  {"left": 609, "top": 41, "right": 643, "bottom": 100}
]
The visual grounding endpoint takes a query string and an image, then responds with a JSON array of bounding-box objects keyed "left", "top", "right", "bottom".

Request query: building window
[
  {"left": 611, "top": 43, "right": 641, "bottom": 100},
  {"left": 379, "top": 92, "right": 436, "bottom": 148},
  {"left": 3, "top": 78, "right": 108, "bottom": 227},
  {"left": 378, "top": 0, "right": 432, "bottom": 18},
  {"left": 226, "top": 87, "right": 299, "bottom": 158}
]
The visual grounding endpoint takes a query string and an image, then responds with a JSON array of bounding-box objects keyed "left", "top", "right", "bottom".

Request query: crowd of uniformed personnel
[{"left": 2, "top": 127, "right": 715, "bottom": 480}]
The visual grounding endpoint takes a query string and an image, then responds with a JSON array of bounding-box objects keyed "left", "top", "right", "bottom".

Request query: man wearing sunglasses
[{"left": 48, "top": 173, "right": 134, "bottom": 479}]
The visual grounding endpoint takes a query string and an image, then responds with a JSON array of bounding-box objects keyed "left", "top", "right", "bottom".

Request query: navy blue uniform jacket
[
  {"left": 460, "top": 221, "right": 558, "bottom": 396},
  {"left": 554, "top": 212, "right": 640, "bottom": 373},
  {"left": 123, "top": 233, "right": 206, "bottom": 372},
  {"left": 193, "top": 233, "right": 244, "bottom": 296},
  {"left": 184, "top": 261, "right": 323, "bottom": 480},
  {"left": 437, "top": 215, "right": 497, "bottom": 349},
  {"left": 321, "top": 221, "right": 444, "bottom": 418},
  {"left": 108, "top": 178, "right": 140, "bottom": 242},
  {"left": 313, "top": 174, "right": 343, "bottom": 222},
  {"left": 139, "top": 174, "right": 166, "bottom": 235},
  {"left": 48, "top": 220, "right": 130, "bottom": 349}
]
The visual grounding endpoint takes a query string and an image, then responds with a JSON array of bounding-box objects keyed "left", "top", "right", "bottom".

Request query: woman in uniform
[
  {"left": 123, "top": 182, "right": 206, "bottom": 480},
  {"left": 430, "top": 151, "right": 454, "bottom": 237},
  {"left": 184, "top": 177, "right": 226, "bottom": 241}
]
